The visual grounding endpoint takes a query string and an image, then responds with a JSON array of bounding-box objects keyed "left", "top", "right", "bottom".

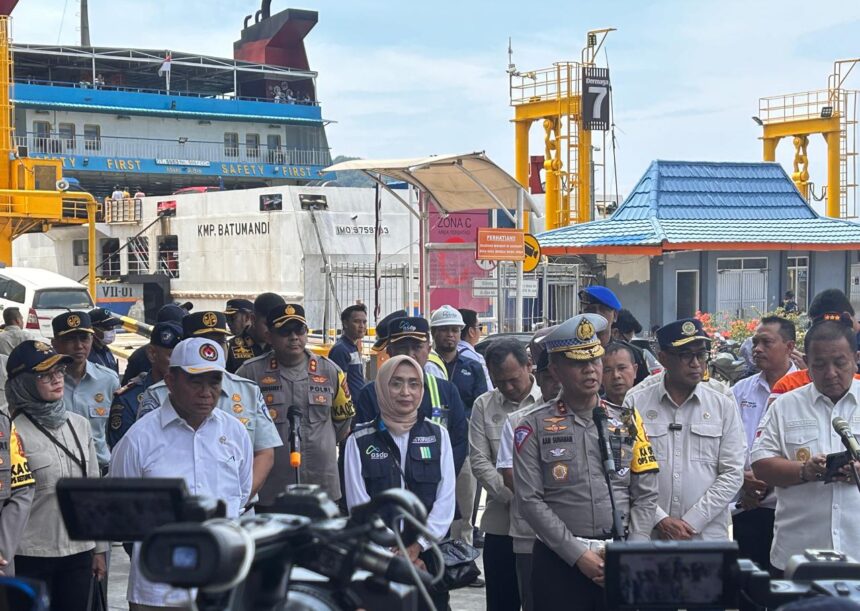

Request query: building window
[
  {"left": 100, "top": 238, "right": 121, "bottom": 277},
  {"left": 58, "top": 123, "right": 76, "bottom": 150},
  {"left": 224, "top": 132, "right": 239, "bottom": 157},
  {"left": 676, "top": 270, "right": 700, "bottom": 319},
  {"left": 84, "top": 124, "right": 101, "bottom": 151},
  {"left": 33, "top": 120, "right": 51, "bottom": 152},
  {"left": 157, "top": 235, "right": 179, "bottom": 278},
  {"left": 267, "top": 134, "right": 283, "bottom": 164},
  {"left": 73, "top": 239, "right": 89, "bottom": 267},
  {"left": 786, "top": 256, "right": 809, "bottom": 312},
  {"left": 128, "top": 237, "right": 149, "bottom": 274},
  {"left": 246, "top": 133, "right": 260, "bottom": 159}
]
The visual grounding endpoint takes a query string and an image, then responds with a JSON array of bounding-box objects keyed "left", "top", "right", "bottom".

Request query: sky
[{"left": 10, "top": 0, "right": 860, "bottom": 206}]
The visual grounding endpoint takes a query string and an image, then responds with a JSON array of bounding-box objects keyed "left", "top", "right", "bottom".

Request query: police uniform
[
  {"left": 52, "top": 312, "right": 120, "bottom": 470},
  {"left": 513, "top": 314, "right": 660, "bottom": 611},
  {"left": 225, "top": 299, "right": 264, "bottom": 374},
  {"left": 136, "top": 313, "right": 282, "bottom": 461},
  {"left": 236, "top": 304, "right": 354, "bottom": 505},
  {"left": 87, "top": 308, "right": 122, "bottom": 376},
  {"left": 107, "top": 321, "right": 182, "bottom": 449}
]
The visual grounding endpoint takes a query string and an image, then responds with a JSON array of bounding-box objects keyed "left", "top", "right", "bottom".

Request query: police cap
[
  {"left": 151, "top": 321, "right": 183, "bottom": 349},
  {"left": 372, "top": 309, "right": 408, "bottom": 351},
  {"left": 52, "top": 311, "right": 95, "bottom": 337},
  {"left": 7, "top": 340, "right": 73, "bottom": 380},
  {"left": 89, "top": 307, "right": 121, "bottom": 329},
  {"left": 183, "top": 311, "right": 230, "bottom": 339},
  {"left": 267, "top": 304, "right": 308, "bottom": 334},
  {"left": 656, "top": 318, "right": 713, "bottom": 351},
  {"left": 579, "top": 286, "right": 622, "bottom": 312},
  {"left": 543, "top": 314, "right": 608, "bottom": 361},
  {"left": 225, "top": 299, "right": 254, "bottom": 316}
]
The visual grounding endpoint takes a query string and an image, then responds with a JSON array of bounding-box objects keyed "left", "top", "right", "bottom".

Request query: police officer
[
  {"left": 514, "top": 314, "right": 660, "bottom": 610},
  {"left": 236, "top": 304, "right": 354, "bottom": 508},
  {"left": 354, "top": 316, "right": 469, "bottom": 475},
  {"left": 225, "top": 299, "right": 263, "bottom": 373},
  {"left": 87, "top": 308, "right": 122, "bottom": 376},
  {"left": 121, "top": 303, "right": 188, "bottom": 384},
  {"left": 137, "top": 311, "right": 282, "bottom": 501},
  {"left": 107, "top": 321, "right": 182, "bottom": 449},
  {"left": 51, "top": 311, "right": 119, "bottom": 473}
]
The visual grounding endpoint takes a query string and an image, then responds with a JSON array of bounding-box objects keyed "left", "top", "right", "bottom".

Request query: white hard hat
[{"left": 429, "top": 305, "right": 465, "bottom": 328}]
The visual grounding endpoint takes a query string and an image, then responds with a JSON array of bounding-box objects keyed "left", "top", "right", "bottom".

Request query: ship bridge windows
[
  {"left": 84, "top": 124, "right": 101, "bottom": 151},
  {"left": 32, "top": 120, "right": 60, "bottom": 153},
  {"left": 224, "top": 132, "right": 240, "bottom": 158},
  {"left": 157, "top": 235, "right": 179, "bottom": 279},
  {"left": 246, "top": 133, "right": 260, "bottom": 159}
]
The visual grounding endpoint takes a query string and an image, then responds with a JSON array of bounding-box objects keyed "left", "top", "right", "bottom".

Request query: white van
[{"left": 0, "top": 267, "right": 93, "bottom": 338}]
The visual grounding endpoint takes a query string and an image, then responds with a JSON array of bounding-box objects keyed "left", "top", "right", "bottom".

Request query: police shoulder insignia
[
  {"left": 110, "top": 412, "right": 122, "bottom": 430},
  {"left": 269, "top": 358, "right": 278, "bottom": 370},
  {"left": 514, "top": 424, "right": 533, "bottom": 452}
]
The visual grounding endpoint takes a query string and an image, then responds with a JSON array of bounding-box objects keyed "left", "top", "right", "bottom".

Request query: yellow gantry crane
[
  {"left": 0, "top": 10, "right": 99, "bottom": 297},
  {"left": 757, "top": 59, "right": 859, "bottom": 219},
  {"left": 509, "top": 28, "right": 615, "bottom": 230}
]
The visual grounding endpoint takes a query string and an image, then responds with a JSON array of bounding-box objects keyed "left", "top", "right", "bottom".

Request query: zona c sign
[{"left": 476, "top": 228, "right": 525, "bottom": 261}]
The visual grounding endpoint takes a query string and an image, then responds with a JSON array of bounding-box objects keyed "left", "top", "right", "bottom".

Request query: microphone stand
[
  {"left": 288, "top": 406, "right": 302, "bottom": 485},
  {"left": 593, "top": 407, "right": 625, "bottom": 541}
]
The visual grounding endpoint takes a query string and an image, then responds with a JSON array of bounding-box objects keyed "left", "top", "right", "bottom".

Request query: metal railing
[
  {"left": 759, "top": 89, "right": 834, "bottom": 124},
  {"left": 16, "top": 134, "right": 331, "bottom": 167},
  {"left": 510, "top": 62, "right": 581, "bottom": 105},
  {"left": 104, "top": 198, "right": 142, "bottom": 223}
]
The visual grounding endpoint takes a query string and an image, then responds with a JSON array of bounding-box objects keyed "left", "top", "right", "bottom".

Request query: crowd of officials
[{"left": 0, "top": 284, "right": 857, "bottom": 611}]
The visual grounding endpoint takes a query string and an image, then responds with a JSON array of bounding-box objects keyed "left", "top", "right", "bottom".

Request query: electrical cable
[
  {"left": 604, "top": 48, "right": 621, "bottom": 203},
  {"left": 57, "top": 0, "right": 71, "bottom": 44},
  {"left": 392, "top": 514, "right": 436, "bottom": 611}
]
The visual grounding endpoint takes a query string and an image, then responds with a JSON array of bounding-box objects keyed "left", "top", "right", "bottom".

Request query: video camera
[
  {"left": 604, "top": 541, "right": 860, "bottom": 610},
  {"left": 56, "top": 478, "right": 442, "bottom": 611}
]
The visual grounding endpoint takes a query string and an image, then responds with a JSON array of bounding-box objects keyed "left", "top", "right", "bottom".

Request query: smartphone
[{"left": 824, "top": 451, "right": 851, "bottom": 483}]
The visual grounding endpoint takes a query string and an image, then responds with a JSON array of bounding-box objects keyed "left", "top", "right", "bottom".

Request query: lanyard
[{"left": 20, "top": 413, "right": 87, "bottom": 477}]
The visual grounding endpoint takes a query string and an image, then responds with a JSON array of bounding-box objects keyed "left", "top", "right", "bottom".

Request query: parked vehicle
[{"left": 0, "top": 267, "right": 93, "bottom": 338}]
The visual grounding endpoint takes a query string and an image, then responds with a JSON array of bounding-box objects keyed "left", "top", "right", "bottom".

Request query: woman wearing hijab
[
  {"left": 344, "top": 354, "right": 456, "bottom": 611},
  {"left": 8, "top": 340, "right": 107, "bottom": 611}
]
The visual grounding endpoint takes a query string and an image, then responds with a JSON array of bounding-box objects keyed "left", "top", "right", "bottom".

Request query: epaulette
[{"left": 115, "top": 373, "right": 146, "bottom": 397}]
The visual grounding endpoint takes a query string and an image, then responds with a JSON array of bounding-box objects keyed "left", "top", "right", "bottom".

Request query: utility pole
[{"left": 80, "top": 0, "right": 90, "bottom": 46}]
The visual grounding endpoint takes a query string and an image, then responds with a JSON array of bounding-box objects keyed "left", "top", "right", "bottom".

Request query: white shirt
[
  {"left": 110, "top": 399, "right": 253, "bottom": 606},
  {"left": 750, "top": 378, "right": 860, "bottom": 570},
  {"left": 344, "top": 425, "right": 455, "bottom": 548},
  {"left": 731, "top": 365, "right": 797, "bottom": 512}
]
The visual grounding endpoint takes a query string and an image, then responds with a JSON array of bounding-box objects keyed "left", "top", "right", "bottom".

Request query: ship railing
[
  {"left": 758, "top": 89, "right": 835, "bottom": 124},
  {"left": 16, "top": 134, "right": 332, "bottom": 167},
  {"left": 104, "top": 198, "right": 143, "bottom": 224},
  {"left": 510, "top": 62, "right": 581, "bottom": 105},
  {"left": 14, "top": 77, "right": 320, "bottom": 106}
]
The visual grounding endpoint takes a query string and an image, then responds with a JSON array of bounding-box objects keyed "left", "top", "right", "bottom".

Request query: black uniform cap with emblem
[
  {"left": 656, "top": 318, "right": 713, "bottom": 350},
  {"left": 544, "top": 313, "right": 608, "bottom": 360},
  {"left": 182, "top": 311, "right": 230, "bottom": 339},
  {"left": 52, "top": 310, "right": 95, "bottom": 337},
  {"left": 267, "top": 303, "right": 308, "bottom": 334},
  {"left": 89, "top": 307, "right": 121, "bottom": 329},
  {"left": 372, "top": 309, "right": 408, "bottom": 351},
  {"left": 151, "top": 321, "right": 183, "bottom": 349},
  {"left": 529, "top": 325, "right": 558, "bottom": 372},
  {"left": 224, "top": 299, "right": 254, "bottom": 316},
  {"left": 387, "top": 316, "right": 430, "bottom": 344},
  {"left": 254, "top": 292, "right": 286, "bottom": 317},
  {"left": 7, "top": 340, "right": 74, "bottom": 379}
]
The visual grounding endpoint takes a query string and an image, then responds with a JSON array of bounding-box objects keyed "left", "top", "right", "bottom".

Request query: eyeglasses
[
  {"left": 388, "top": 378, "right": 422, "bottom": 392},
  {"left": 669, "top": 350, "right": 711, "bottom": 366},
  {"left": 35, "top": 367, "right": 67, "bottom": 382}
]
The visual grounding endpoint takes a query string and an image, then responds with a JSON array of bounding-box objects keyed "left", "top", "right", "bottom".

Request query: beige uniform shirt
[
  {"left": 470, "top": 379, "right": 542, "bottom": 535},
  {"left": 14, "top": 412, "right": 107, "bottom": 557},
  {"left": 0, "top": 326, "right": 34, "bottom": 357},
  {"left": 236, "top": 349, "right": 354, "bottom": 504},
  {"left": 513, "top": 397, "right": 659, "bottom": 566},
  {"left": 624, "top": 377, "right": 745, "bottom": 540},
  {"left": 633, "top": 369, "right": 733, "bottom": 398}
]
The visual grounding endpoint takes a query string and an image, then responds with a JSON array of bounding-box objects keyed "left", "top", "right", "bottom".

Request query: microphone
[
  {"left": 287, "top": 406, "right": 302, "bottom": 469},
  {"left": 355, "top": 543, "right": 435, "bottom": 588},
  {"left": 593, "top": 406, "right": 616, "bottom": 474},
  {"left": 832, "top": 417, "right": 860, "bottom": 462}
]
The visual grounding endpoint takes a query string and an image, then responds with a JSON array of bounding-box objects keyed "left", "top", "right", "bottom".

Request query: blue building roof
[{"left": 538, "top": 160, "right": 860, "bottom": 254}]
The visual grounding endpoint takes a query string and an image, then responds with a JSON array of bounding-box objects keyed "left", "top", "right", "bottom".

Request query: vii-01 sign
[{"left": 582, "top": 67, "right": 611, "bottom": 131}]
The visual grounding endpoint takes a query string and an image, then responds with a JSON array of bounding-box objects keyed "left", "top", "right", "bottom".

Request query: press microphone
[
  {"left": 287, "top": 405, "right": 302, "bottom": 470},
  {"left": 593, "top": 406, "right": 616, "bottom": 474},
  {"left": 832, "top": 417, "right": 860, "bottom": 462}
]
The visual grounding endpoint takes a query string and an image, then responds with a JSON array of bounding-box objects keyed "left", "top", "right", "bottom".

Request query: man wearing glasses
[{"left": 623, "top": 318, "right": 744, "bottom": 541}]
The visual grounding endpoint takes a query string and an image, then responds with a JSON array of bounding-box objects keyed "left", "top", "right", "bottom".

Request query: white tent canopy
[{"left": 323, "top": 152, "right": 541, "bottom": 216}]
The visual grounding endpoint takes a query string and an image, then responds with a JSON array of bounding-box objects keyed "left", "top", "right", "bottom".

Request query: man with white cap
[
  {"left": 111, "top": 338, "right": 253, "bottom": 610},
  {"left": 430, "top": 305, "right": 488, "bottom": 546}
]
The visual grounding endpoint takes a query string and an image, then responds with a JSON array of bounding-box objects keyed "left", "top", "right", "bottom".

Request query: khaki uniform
[
  {"left": 236, "top": 349, "right": 354, "bottom": 504},
  {"left": 624, "top": 376, "right": 745, "bottom": 540},
  {"left": 513, "top": 397, "right": 660, "bottom": 567},
  {"left": 0, "top": 412, "right": 35, "bottom": 574}
]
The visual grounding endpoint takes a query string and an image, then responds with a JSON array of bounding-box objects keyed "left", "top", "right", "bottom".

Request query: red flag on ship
[{"left": 158, "top": 53, "right": 172, "bottom": 76}]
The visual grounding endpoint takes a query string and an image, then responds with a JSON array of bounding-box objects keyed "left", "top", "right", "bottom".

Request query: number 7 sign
[{"left": 582, "top": 67, "right": 611, "bottom": 131}]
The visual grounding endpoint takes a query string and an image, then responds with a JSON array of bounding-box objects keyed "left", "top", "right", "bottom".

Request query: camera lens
[{"left": 171, "top": 545, "right": 199, "bottom": 569}]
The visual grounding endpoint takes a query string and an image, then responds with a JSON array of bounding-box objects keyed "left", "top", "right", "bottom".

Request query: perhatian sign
[{"left": 582, "top": 67, "right": 611, "bottom": 131}]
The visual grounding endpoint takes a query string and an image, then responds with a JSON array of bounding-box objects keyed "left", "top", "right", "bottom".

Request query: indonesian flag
[{"left": 158, "top": 53, "right": 172, "bottom": 76}]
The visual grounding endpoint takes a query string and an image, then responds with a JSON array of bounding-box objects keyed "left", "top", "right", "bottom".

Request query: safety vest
[{"left": 427, "top": 351, "right": 449, "bottom": 381}]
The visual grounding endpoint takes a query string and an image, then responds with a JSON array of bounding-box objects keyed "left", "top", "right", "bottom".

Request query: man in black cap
[
  {"left": 328, "top": 304, "right": 368, "bottom": 400},
  {"left": 51, "top": 311, "right": 119, "bottom": 472},
  {"left": 353, "top": 316, "right": 469, "bottom": 476},
  {"left": 248, "top": 292, "right": 287, "bottom": 355},
  {"left": 107, "top": 321, "right": 182, "bottom": 448},
  {"left": 225, "top": 299, "right": 263, "bottom": 373},
  {"left": 137, "top": 310, "right": 282, "bottom": 502},
  {"left": 121, "top": 303, "right": 187, "bottom": 385},
  {"left": 88, "top": 308, "right": 122, "bottom": 377},
  {"left": 236, "top": 303, "right": 354, "bottom": 507}
]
